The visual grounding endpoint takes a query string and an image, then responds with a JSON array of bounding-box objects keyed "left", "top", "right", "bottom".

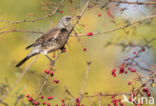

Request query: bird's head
[{"left": 56, "top": 16, "right": 76, "bottom": 29}]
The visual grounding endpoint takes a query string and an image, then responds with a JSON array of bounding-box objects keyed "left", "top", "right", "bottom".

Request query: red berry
[
  {"left": 76, "top": 103, "right": 80, "bottom": 106},
  {"left": 28, "top": 97, "right": 33, "bottom": 102},
  {"left": 41, "top": 96, "right": 44, "bottom": 99},
  {"left": 87, "top": 32, "right": 93, "bottom": 36},
  {"left": 107, "top": 11, "right": 114, "bottom": 18},
  {"left": 113, "top": 73, "right": 116, "bottom": 77},
  {"left": 142, "top": 88, "right": 149, "bottom": 92},
  {"left": 142, "top": 47, "right": 145, "bottom": 52},
  {"left": 76, "top": 98, "right": 80, "bottom": 103},
  {"left": 118, "top": 98, "right": 121, "bottom": 102},
  {"left": 55, "top": 104, "right": 58, "bottom": 106},
  {"left": 33, "top": 101, "right": 38, "bottom": 105},
  {"left": 62, "top": 102, "right": 65, "bottom": 106},
  {"left": 133, "top": 51, "right": 136, "bottom": 54},
  {"left": 119, "top": 66, "right": 124, "bottom": 74},
  {"left": 147, "top": 92, "right": 151, "bottom": 96},
  {"left": 44, "top": 70, "right": 50, "bottom": 74},
  {"left": 53, "top": 79, "right": 59, "bottom": 84},
  {"left": 111, "top": 95, "right": 116, "bottom": 98},
  {"left": 47, "top": 96, "right": 53, "bottom": 100},
  {"left": 128, "top": 67, "right": 131, "bottom": 70},
  {"left": 60, "top": 10, "right": 63, "bottom": 13},
  {"left": 98, "top": 13, "right": 101, "bottom": 17},
  {"left": 43, "top": 101, "right": 46, "bottom": 105},
  {"left": 128, "top": 81, "right": 132, "bottom": 85},
  {"left": 83, "top": 48, "right": 87, "bottom": 51},
  {"left": 50, "top": 72, "right": 54, "bottom": 76},
  {"left": 112, "top": 68, "right": 116, "bottom": 74},
  {"left": 61, "top": 99, "right": 65, "bottom": 102},
  {"left": 47, "top": 103, "right": 51, "bottom": 106},
  {"left": 129, "top": 97, "right": 132, "bottom": 101},
  {"left": 26, "top": 94, "right": 30, "bottom": 98},
  {"left": 131, "top": 69, "right": 136, "bottom": 72}
]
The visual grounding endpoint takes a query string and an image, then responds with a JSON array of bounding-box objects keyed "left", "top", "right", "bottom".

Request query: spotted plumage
[{"left": 16, "top": 16, "right": 74, "bottom": 67}]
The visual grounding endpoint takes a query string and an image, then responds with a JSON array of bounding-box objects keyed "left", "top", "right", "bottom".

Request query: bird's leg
[
  {"left": 45, "top": 55, "right": 55, "bottom": 65},
  {"left": 60, "top": 46, "right": 66, "bottom": 53},
  {"left": 73, "top": 30, "right": 80, "bottom": 42}
]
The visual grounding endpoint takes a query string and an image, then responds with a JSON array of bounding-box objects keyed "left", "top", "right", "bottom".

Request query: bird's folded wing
[
  {"left": 26, "top": 27, "right": 68, "bottom": 49},
  {"left": 35, "top": 28, "right": 60, "bottom": 44}
]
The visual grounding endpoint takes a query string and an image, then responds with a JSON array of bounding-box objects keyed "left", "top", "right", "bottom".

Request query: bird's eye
[{"left": 66, "top": 17, "right": 71, "bottom": 21}]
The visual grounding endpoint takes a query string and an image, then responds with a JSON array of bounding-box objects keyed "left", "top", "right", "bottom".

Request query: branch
[
  {"left": 0, "top": 0, "right": 64, "bottom": 30},
  {"left": 80, "top": 61, "right": 91, "bottom": 99},
  {"left": 66, "top": 0, "right": 90, "bottom": 39},
  {"left": 111, "top": 0, "right": 156, "bottom": 5},
  {"left": 85, "top": 72, "right": 156, "bottom": 98},
  {"left": 0, "top": 29, "right": 44, "bottom": 35},
  {"left": 101, "top": 0, "right": 156, "bottom": 8},
  {"left": 76, "top": 14, "right": 156, "bottom": 37},
  {"left": 0, "top": 56, "right": 38, "bottom": 102},
  {"left": 35, "top": 52, "right": 62, "bottom": 100}
]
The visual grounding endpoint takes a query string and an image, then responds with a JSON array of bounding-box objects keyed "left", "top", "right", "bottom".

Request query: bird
[{"left": 16, "top": 16, "right": 75, "bottom": 67}]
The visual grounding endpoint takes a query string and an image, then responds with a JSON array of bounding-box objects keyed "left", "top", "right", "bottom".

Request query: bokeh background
[{"left": 0, "top": 0, "right": 156, "bottom": 105}]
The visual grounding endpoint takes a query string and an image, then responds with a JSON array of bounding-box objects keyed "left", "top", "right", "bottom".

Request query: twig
[
  {"left": 66, "top": 0, "right": 90, "bottom": 39},
  {"left": 111, "top": 0, "right": 156, "bottom": 5},
  {"left": 35, "top": 52, "right": 62, "bottom": 100},
  {"left": 0, "top": 0, "right": 64, "bottom": 30},
  {"left": 101, "top": 0, "right": 156, "bottom": 8},
  {"left": 0, "top": 56, "right": 38, "bottom": 102},
  {"left": 64, "top": 86, "right": 75, "bottom": 98},
  {"left": 84, "top": 72, "right": 156, "bottom": 98},
  {"left": 1, "top": 15, "right": 155, "bottom": 38},
  {"left": 75, "top": 14, "right": 156, "bottom": 37},
  {"left": 0, "top": 29, "right": 44, "bottom": 35},
  {"left": 80, "top": 61, "right": 91, "bottom": 99}
]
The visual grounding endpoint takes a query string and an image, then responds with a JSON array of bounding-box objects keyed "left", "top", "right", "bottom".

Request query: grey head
[{"left": 56, "top": 16, "right": 72, "bottom": 29}]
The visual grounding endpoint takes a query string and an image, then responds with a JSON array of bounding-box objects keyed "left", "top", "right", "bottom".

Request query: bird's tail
[{"left": 16, "top": 52, "right": 39, "bottom": 67}]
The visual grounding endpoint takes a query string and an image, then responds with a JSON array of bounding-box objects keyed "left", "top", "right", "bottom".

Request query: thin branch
[
  {"left": 101, "top": 0, "right": 156, "bottom": 8},
  {"left": 111, "top": 0, "right": 156, "bottom": 5},
  {"left": 64, "top": 86, "right": 75, "bottom": 98},
  {"left": 0, "top": 56, "right": 38, "bottom": 102},
  {"left": 76, "top": 14, "right": 156, "bottom": 37},
  {"left": 80, "top": 61, "right": 91, "bottom": 99},
  {"left": 0, "top": 0, "right": 64, "bottom": 30},
  {"left": 35, "top": 52, "right": 62, "bottom": 100},
  {"left": 85, "top": 72, "right": 156, "bottom": 98},
  {"left": 66, "top": 0, "right": 90, "bottom": 39},
  {"left": 0, "top": 29, "right": 44, "bottom": 35}
]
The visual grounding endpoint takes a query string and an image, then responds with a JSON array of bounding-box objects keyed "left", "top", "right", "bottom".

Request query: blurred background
[{"left": 0, "top": 0, "right": 156, "bottom": 105}]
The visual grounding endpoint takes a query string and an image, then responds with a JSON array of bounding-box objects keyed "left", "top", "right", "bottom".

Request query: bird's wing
[
  {"left": 35, "top": 28, "right": 60, "bottom": 44},
  {"left": 25, "top": 28, "right": 69, "bottom": 49},
  {"left": 25, "top": 28, "right": 60, "bottom": 49}
]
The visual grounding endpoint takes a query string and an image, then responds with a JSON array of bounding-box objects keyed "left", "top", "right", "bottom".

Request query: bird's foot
[
  {"left": 50, "top": 59, "right": 55, "bottom": 66},
  {"left": 45, "top": 55, "right": 55, "bottom": 65}
]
